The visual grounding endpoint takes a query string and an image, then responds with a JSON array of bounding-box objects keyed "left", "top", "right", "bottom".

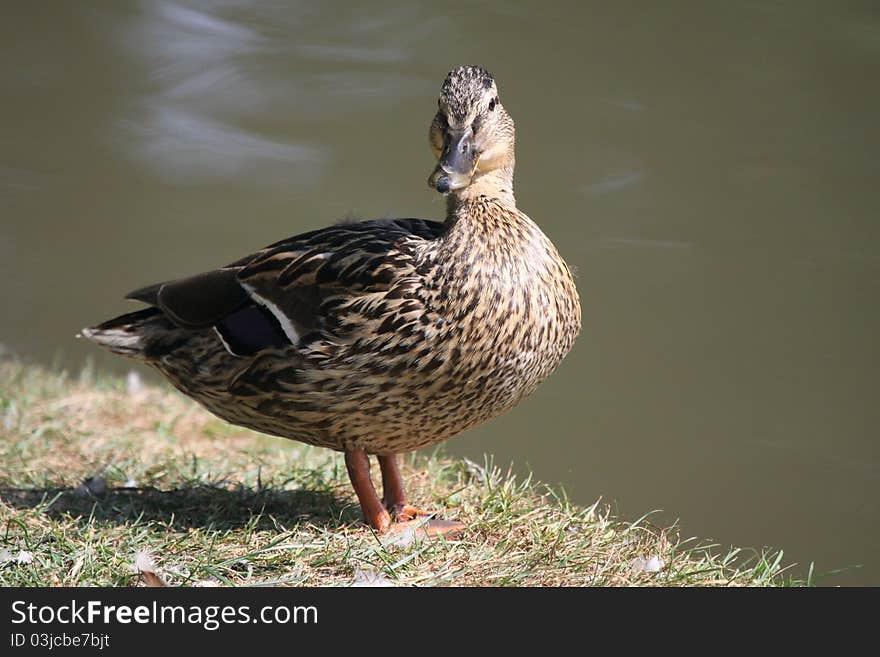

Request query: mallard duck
[{"left": 82, "top": 65, "right": 581, "bottom": 535}]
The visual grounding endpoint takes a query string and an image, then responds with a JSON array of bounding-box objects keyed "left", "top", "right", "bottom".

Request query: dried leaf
[
  {"left": 631, "top": 556, "right": 664, "bottom": 573},
  {"left": 0, "top": 549, "right": 33, "bottom": 564},
  {"left": 134, "top": 551, "right": 168, "bottom": 587}
]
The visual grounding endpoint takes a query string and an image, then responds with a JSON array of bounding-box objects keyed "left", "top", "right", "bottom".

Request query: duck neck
[
  {"left": 446, "top": 166, "right": 516, "bottom": 212},
  {"left": 441, "top": 167, "right": 523, "bottom": 248}
]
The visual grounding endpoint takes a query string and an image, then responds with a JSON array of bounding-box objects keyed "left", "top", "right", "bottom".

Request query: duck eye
[{"left": 488, "top": 97, "right": 497, "bottom": 112}]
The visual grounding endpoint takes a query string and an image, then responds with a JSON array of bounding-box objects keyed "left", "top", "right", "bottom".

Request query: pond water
[{"left": 2, "top": 1, "right": 878, "bottom": 584}]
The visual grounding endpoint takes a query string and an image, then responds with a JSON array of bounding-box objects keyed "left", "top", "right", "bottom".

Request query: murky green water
[{"left": 2, "top": 2, "right": 878, "bottom": 584}]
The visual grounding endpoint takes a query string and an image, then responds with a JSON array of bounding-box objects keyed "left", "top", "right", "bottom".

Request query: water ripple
[
  {"left": 119, "top": 105, "right": 323, "bottom": 186},
  {"left": 580, "top": 171, "right": 648, "bottom": 196}
]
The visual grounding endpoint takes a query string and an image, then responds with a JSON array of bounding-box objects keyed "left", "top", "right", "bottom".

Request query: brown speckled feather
[{"left": 83, "top": 66, "right": 581, "bottom": 460}]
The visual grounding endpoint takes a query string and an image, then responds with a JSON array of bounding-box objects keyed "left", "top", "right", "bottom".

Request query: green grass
[{"left": 0, "top": 359, "right": 806, "bottom": 586}]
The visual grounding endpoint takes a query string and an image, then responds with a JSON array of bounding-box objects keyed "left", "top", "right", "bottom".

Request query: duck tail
[{"left": 78, "top": 308, "right": 170, "bottom": 360}]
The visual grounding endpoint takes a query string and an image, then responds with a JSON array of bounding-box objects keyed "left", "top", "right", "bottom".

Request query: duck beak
[{"left": 428, "top": 127, "right": 476, "bottom": 194}]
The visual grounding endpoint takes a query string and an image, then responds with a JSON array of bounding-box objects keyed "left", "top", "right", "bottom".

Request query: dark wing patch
[
  {"left": 214, "top": 304, "right": 291, "bottom": 356},
  {"left": 126, "top": 269, "right": 249, "bottom": 329},
  {"left": 126, "top": 282, "right": 163, "bottom": 306}
]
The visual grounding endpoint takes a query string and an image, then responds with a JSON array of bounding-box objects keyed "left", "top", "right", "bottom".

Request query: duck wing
[
  {"left": 126, "top": 269, "right": 249, "bottom": 329},
  {"left": 126, "top": 218, "right": 444, "bottom": 357}
]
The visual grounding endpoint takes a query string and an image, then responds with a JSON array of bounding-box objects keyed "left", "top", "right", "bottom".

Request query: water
[{"left": 2, "top": 1, "right": 878, "bottom": 584}]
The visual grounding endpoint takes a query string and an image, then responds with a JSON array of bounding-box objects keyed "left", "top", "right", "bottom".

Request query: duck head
[{"left": 428, "top": 66, "right": 515, "bottom": 198}]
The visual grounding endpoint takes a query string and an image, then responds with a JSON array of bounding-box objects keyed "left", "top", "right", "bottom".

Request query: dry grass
[{"left": 0, "top": 360, "right": 804, "bottom": 586}]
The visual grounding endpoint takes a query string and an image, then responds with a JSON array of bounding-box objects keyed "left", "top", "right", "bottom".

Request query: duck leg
[
  {"left": 344, "top": 449, "right": 391, "bottom": 533},
  {"left": 378, "top": 454, "right": 465, "bottom": 536},
  {"left": 378, "top": 453, "right": 430, "bottom": 521}
]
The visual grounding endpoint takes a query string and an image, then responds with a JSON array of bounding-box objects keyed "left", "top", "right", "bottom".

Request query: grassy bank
[{"left": 0, "top": 360, "right": 803, "bottom": 586}]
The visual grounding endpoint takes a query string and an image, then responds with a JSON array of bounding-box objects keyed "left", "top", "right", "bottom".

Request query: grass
[{"left": 0, "top": 359, "right": 806, "bottom": 587}]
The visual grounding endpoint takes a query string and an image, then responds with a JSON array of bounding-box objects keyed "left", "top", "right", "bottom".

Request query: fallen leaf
[
  {"left": 0, "top": 549, "right": 32, "bottom": 564},
  {"left": 632, "top": 556, "right": 664, "bottom": 573},
  {"left": 133, "top": 551, "right": 168, "bottom": 587}
]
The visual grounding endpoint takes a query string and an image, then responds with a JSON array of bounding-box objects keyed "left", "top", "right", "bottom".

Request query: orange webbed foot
[
  {"left": 385, "top": 517, "right": 466, "bottom": 541},
  {"left": 389, "top": 504, "right": 435, "bottom": 522}
]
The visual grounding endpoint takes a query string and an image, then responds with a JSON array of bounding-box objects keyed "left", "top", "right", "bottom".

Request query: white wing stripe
[{"left": 241, "top": 283, "right": 300, "bottom": 345}]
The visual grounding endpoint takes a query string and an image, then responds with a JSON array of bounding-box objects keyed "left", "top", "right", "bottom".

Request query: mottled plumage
[{"left": 83, "top": 65, "right": 581, "bottom": 533}]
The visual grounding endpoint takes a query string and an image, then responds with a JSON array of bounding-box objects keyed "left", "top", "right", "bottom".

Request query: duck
[{"left": 82, "top": 65, "right": 582, "bottom": 536}]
